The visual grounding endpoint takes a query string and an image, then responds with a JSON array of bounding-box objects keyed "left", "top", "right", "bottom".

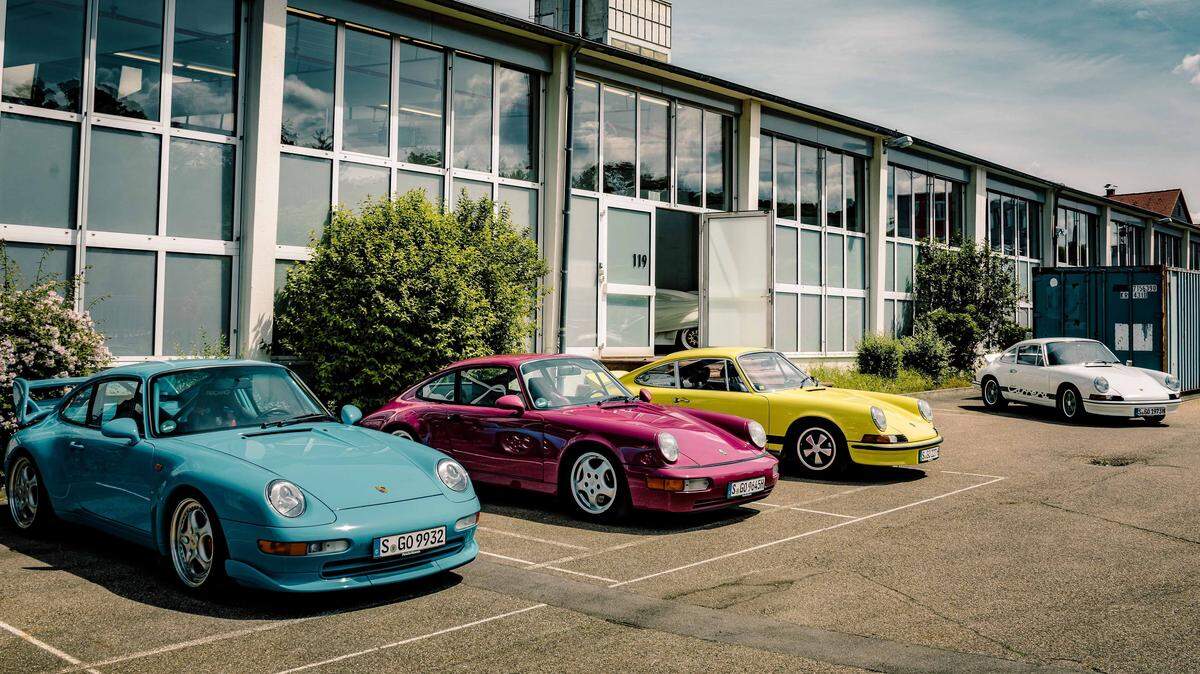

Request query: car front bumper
[
  {"left": 1081, "top": 398, "right": 1181, "bottom": 418},
  {"left": 849, "top": 435, "right": 943, "bottom": 467},
  {"left": 627, "top": 453, "right": 779, "bottom": 513},
  {"left": 221, "top": 494, "right": 480, "bottom": 593}
]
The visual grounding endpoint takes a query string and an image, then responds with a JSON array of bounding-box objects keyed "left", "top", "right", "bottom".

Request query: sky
[{"left": 468, "top": 0, "right": 1200, "bottom": 220}]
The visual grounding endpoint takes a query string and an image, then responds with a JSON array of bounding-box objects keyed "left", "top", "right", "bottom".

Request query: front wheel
[
  {"left": 6, "top": 454, "right": 53, "bottom": 532},
  {"left": 1056, "top": 385, "right": 1085, "bottom": 423},
  {"left": 169, "top": 495, "right": 228, "bottom": 594},
  {"left": 787, "top": 423, "right": 849, "bottom": 477},
  {"left": 564, "top": 450, "right": 630, "bottom": 522},
  {"left": 981, "top": 377, "right": 1008, "bottom": 410}
]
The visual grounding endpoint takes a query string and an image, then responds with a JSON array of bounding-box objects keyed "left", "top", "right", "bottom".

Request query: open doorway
[{"left": 654, "top": 209, "right": 700, "bottom": 354}]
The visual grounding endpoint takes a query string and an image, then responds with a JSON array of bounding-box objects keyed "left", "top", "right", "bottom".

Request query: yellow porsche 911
[{"left": 619, "top": 348, "right": 942, "bottom": 476}]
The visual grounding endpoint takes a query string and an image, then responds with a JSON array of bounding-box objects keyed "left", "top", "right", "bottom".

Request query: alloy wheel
[
  {"left": 984, "top": 380, "right": 998, "bottom": 406},
  {"left": 1062, "top": 389, "right": 1077, "bottom": 417},
  {"left": 7, "top": 458, "right": 39, "bottom": 529},
  {"left": 171, "top": 498, "right": 216, "bottom": 588},
  {"left": 570, "top": 452, "right": 619, "bottom": 515},
  {"left": 796, "top": 428, "right": 837, "bottom": 471}
]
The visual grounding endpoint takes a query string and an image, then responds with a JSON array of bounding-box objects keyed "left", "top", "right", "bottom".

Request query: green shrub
[
  {"left": 995, "top": 320, "right": 1030, "bottom": 350},
  {"left": 914, "top": 240, "right": 1020, "bottom": 355},
  {"left": 922, "top": 308, "right": 979, "bottom": 372},
  {"left": 273, "top": 191, "right": 548, "bottom": 410},
  {"left": 855, "top": 333, "right": 902, "bottom": 379},
  {"left": 901, "top": 327, "right": 950, "bottom": 383}
]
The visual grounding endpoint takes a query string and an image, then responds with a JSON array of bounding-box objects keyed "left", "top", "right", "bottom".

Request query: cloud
[{"left": 1176, "top": 53, "right": 1200, "bottom": 84}]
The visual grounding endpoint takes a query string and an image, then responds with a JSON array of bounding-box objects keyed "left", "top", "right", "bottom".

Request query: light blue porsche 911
[{"left": 5, "top": 360, "right": 479, "bottom": 594}]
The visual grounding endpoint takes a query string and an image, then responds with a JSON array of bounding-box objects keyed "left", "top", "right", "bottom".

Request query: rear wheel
[
  {"left": 564, "top": 450, "right": 630, "bottom": 522},
  {"left": 676, "top": 327, "right": 699, "bottom": 350},
  {"left": 6, "top": 454, "right": 53, "bottom": 533},
  {"left": 981, "top": 377, "right": 1007, "bottom": 410},
  {"left": 168, "top": 495, "right": 228, "bottom": 594},
  {"left": 787, "top": 422, "right": 849, "bottom": 477},
  {"left": 1056, "top": 385, "right": 1085, "bottom": 422}
]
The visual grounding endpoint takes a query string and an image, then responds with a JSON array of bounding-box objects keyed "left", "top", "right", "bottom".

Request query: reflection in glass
[
  {"left": 932, "top": 178, "right": 947, "bottom": 242},
  {"left": 988, "top": 192, "right": 1002, "bottom": 251},
  {"left": 172, "top": 0, "right": 239, "bottom": 133},
  {"left": 1002, "top": 196, "right": 1016, "bottom": 256},
  {"left": 638, "top": 96, "right": 669, "bottom": 202},
  {"left": 799, "top": 145, "right": 820, "bottom": 226},
  {"left": 338, "top": 162, "right": 389, "bottom": 212},
  {"left": 800, "top": 229, "right": 821, "bottom": 286},
  {"left": 2, "top": 243, "right": 74, "bottom": 290},
  {"left": 607, "top": 295, "right": 650, "bottom": 348},
  {"left": 704, "top": 111, "right": 728, "bottom": 210},
  {"left": 571, "top": 80, "right": 600, "bottom": 190},
  {"left": 397, "top": 44, "right": 445, "bottom": 166},
  {"left": 168, "top": 138, "right": 235, "bottom": 240},
  {"left": 800, "top": 294, "right": 821, "bottom": 352},
  {"left": 342, "top": 29, "right": 391, "bottom": 156},
  {"left": 776, "top": 139, "right": 796, "bottom": 220},
  {"left": 88, "top": 127, "right": 160, "bottom": 235},
  {"left": 602, "top": 88, "right": 635, "bottom": 197},
  {"left": 2, "top": 0, "right": 87, "bottom": 111},
  {"left": 396, "top": 170, "right": 442, "bottom": 201},
  {"left": 274, "top": 259, "right": 297, "bottom": 296},
  {"left": 608, "top": 208, "right": 651, "bottom": 286},
  {"left": 885, "top": 242, "right": 896, "bottom": 292},
  {"left": 452, "top": 178, "right": 491, "bottom": 209},
  {"left": 452, "top": 57, "right": 492, "bottom": 171},
  {"left": 948, "top": 182, "right": 963, "bottom": 242},
  {"left": 897, "top": 168, "right": 912, "bottom": 238},
  {"left": 86, "top": 248, "right": 156, "bottom": 356},
  {"left": 282, "top": 15, "right": 335, "bottom": 150},
  {"left": 277, "top": 154, "right": 331, "bottom": 246},
  {"left": 758, "top": 135, "right": 773, "bottom": 211},
  {"left": 499, "top": 185, "right": 538, "bottom": 238},
  {"left": 566, "top": 197, "right": 599, "bottom": 347},
  {"left": 164, "top": 253, "right": 231, "bottom": 355},
  {"left": 0, "top": 114, "right": 79, "bottom": 228},
  {"left": 887, "top": 167, "right": 896, "bottom": 236},
  {"left": 846, "top": 157, "right": 862, "bottom": 232},
  {"left": 825, "top": 152, "right": 842, "bottom": 228},
  {"left": 498, "top": 67, "right": 537, "bottom": 180},
  {"left": 775, "top": 226, "right": 797, "bottom": 285},
  {"left": 775, "top": 292, "right": 798, "bottom": 353},
  {"left": 846, "top": 236, "right": 866, "bottom": 290},
  {"left": 897, "top": 243, "right": 914, "bottom": 293},
  {"left": 913, "top": 173, "right": 929, "bottom": 240},
  {"left": 94, "top": 0, "right": 162, "bottom": 120},
  {"left": 675, "top": 105, "right": 702, "bottom": 206}
]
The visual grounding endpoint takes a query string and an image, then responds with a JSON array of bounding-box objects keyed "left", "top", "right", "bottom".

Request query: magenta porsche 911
[{"left": 360, "top": 355, "right": 779, "bottom": 520}]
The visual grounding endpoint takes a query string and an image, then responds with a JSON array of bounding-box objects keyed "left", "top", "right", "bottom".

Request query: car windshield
[
  {"left": 737, "top": 351, "right": 815, "bottom": 391},
  {"left": 1045, "top": 341, "right": 1121, "bottom": 366},
  {"left": 151, "top": 365, "right": 329, "bottom": 436},
  {"left": 519, "top": 358, "right": 633, "bottom": 409}
]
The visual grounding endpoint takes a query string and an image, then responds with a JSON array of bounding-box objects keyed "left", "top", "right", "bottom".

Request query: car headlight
[
  {"left": 1164, "top": 374, "right": 1180, "bottom": 391},
  {"left": 657, "top": 432, "right": 679, "bottom": 463},
  {"left": 870, "top": 406, "right": 887, "bottom": 432},
  {"left": 747, "top": 420, "right": 767, "bottom": 449},
  {"left": 1093, "top": 376, "right": 1109, "bottom": 393},
  {"left": 917, "top": 399, "right": 933, "bottom": 423},
  {"left": 437, "top": 459, "right": 470, "bottom": 492},
  {"left": 267, "top": 480, "right": 306, "bottom": 518}
]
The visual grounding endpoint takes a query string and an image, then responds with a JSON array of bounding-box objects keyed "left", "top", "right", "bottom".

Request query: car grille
[{"left": 321, "top": 542, "right": 465, "bottom": 579}]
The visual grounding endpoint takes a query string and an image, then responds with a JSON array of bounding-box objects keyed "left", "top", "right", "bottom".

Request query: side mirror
[
  {"left": 638, "top": 389, "right": 653, "bottom": 403},
  {"left": 101, "top": 417, "right": 141, "bottom": 446},
  {"left": 495, "top": 394, "right": 526, "bottom": 414},
  {"left": 340, "top": 404, "right": 363, "bottom": 425}
]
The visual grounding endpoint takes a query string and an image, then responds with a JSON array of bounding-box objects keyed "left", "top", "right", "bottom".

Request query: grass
[{"left": 808, "top": 366, "right": 974, "bottom": 395}]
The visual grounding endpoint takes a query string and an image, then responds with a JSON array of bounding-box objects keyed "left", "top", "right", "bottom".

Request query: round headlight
[
  {"left": 917, "top": 399, "right": 933, "bottom": 423},
  {"left": 657, "top": 432, "right": 679, "bottom": 463},
  {"left": 1093, "top": 376, "right": 1109, "bottom": 393},
  {"left": 747, "top": 420, "right": 767, "bottom": 448},
  {"left": 437, "top": 459, "right": 470, "bottom": 492},
  {"left": 267, "top": 480, "right": 306, "bottom": 518},
  {"left": 869, "top": 406, "right": 887, "bottom": 432},
  {"left": 1164, "top": 374, "right": 1181, "bottom": 391}
]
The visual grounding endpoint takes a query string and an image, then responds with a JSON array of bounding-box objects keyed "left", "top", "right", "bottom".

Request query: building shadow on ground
[{"left": 956, "top": 402, "right": 1169, "bottom": 429}]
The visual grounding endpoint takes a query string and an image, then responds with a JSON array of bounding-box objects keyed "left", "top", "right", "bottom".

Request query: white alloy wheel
[
  {"left": 570, "top": 452, "right": 620, "bottom": 515},
  {"left": 170, "top": 498, "right": 217, "bottom": 589}
]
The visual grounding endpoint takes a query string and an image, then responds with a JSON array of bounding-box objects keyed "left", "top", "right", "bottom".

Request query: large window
[
  {"left": 1155, "top": 230, "right": 1183, "bottom": 267},
  {"left": 1055, "top": 206, "right": 1094, "bottom": 267},
  {"left": 987, "top": 191, "right": 1043, "bottom": 327},
  {"left": 1190, "top": 240, "right": 1200, "bottom": 271},
  {"left": 1110, "top": 216, "right": 1145, "bottom": 266},
  {"left": 0, "top": 0, "right": 242, "bottom": 359}
]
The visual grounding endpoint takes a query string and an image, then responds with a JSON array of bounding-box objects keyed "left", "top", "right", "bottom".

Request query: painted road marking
[
  {"left": 477, "top": 526, "right": 590, "bottom": 550},
  {"left": 0, "top": 620, "right": 99, "bottom": 674},
  {"left": 479, "top": 550, "right": 619, "bottom": 584}
]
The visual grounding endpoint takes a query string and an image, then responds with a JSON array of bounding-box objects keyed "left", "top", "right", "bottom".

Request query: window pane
[
  {"left": 933, "top": 178, "right": 947, "bottom": 243},
  {"left": 397, "top": 44, "right": 445, "bottom": 166},
  {"left": 86, "top": 248, "right": 155, "bottom": 356},
  {"left": 885, "top": 242, "right": 896, "bottom": 292},
  {"left": 277, "top": 154, "right": 331, "bottom": 246},
  {"left": 1, "top": 0, "right": 86, "bottom": 111},
  {"left": 800, "top": 294, "right": 821, "bottom": 352},
  {"left": 396, "top": 169, "right": 442, "bottom": 201},
  {"left": 897, "top": 243, "right": 914, "bottom": 293},
  {"left": 897, "top": 169, "right": 912, "bottom": 238},
  {"left": 800, "top": 229, "right": 822, "bottom": 286},
  {"left": 704, "top": 111, "right": 728, "bottom": 210},
  {"left": 1, "top": 242, "right": 74, "bottom": 289},
  {"left": 988, "top": 192, "right": 1002, "bottom": 251},
  {"left": 913, "top": 174, "right": 929, "bottom": 240},
  {"left": 775, "top": 226, "right": 797, "bottom": 285},
  {"left": 342, "top": 29, "right": 391, "bottom": 156},
  {"left": 758, "top": 135, "right": 773, "bottom": 211},
  {"left": 885, "top": 300, "right": 896, "bottom": 338},
  {"left": 846, "top": 236, "right": 866, "bottom": 290},
  {"left": 602, "top": 87, "right": 635, "bottom": 196},
  {"left": 846, "top": 297, "right": 865, "bottom": 352},
  {"left": 826, "top": 233, "right": 844, "bottom": 289},
  {"left": 846, "top": 157, "right": 863, "bottom": 232},
  {"left": 776, "top": 139, "right": 796, "bottom": 221},
  {"left": 498, "top": 185, "right": 538, "bottom": 238},
  {"left": 0, "top": 114, "right": 79, "bottom": 228},
  {"left": 94, "top": 0, "right": 163, "bottom": 120},
  {"left": 88, "top": 127, "right": 160, "bottom": 235},
  {"left": 638, "top": 96, "right": 669, "bottom": 201},
  {"left": 567, "top": 196, "right": 599, "bottom": 347},
  {"left": 282, "top": 15, "right": 335, "bottom": 150},
  {"left": 452, "top": 56, "right": 492, "bottom": 171},
  {"left": 826, "top": 296, "right": 844, "bottom": 352},
  {"left": 675, "top": 105, "right": 702, "bottom": 206},
  {"left": 608, "top": 208, "right": 651, "bottom": 285},
  {"left": 606, "top": 295, "right": 650, "bottom": 347},
  {"left": 775, "top": 292, "right": 798, "bottom": 352},
  {"left": 167, "top": 138, "right": 234, "bottom": 240},
  {"left": 498, "top": 67, "right": 537, "bottom": 180},
  {"left": 171, "top": 0, "right": 239, "bottom": 133},
  {"left": 452, "top": 178, "right": 491, "bottom": 209},
  {"left": 897, "top": 299, "right": 913, "bottom": 337},
  {"left": 1028, "top": 204, "right": 1041, "bottom": 260},
  {"left": 274, "top": 259, "right": 297, "bottom": 296},
  {"left": 948, "top": 182, "right": 963, "bottom": 243},
  {"left": 1003, "top": 196, "right": 1016, "bottom": 256},
  {"left": 164, "top": 253, "right": 231, "bottom": 355},
  {"left": 887, "top": 166, "right": 896, "bottom": 236},
  {"left": 825, "top": 152, "right": 842, "bottom": 228},
  {"left": 338, "top": 162, "right": 389, "bottom": 212},
  {"left": 799, "top": 145, "right": 820, "bottom": 226},
  {"left": 571, "top": 80, "right": 599, "bottom": 190}
]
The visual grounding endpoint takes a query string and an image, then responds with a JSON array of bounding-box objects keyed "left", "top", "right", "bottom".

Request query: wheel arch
[{"left": 555, "top": 438, "right": 623, "bottom": 497}]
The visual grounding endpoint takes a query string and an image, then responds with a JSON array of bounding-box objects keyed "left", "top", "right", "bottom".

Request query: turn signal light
[
  {"left": 1088, "top": 394, "right": 1124, "bottom": 401},
  {"left": 258, "top": 540, "right": 307, "bottom": 556},
  {"left": 860, "top": 434, "right": 908, "bottom": 444},
  {"left": 646, "top": 477, "right": 711, "bottom": 493},
  {"left": 455, "top": 512, "right": 479, "bottom": 531}
]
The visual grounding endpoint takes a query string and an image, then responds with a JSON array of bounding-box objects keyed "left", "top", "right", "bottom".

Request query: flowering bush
[{"left": 1, "top": 251, "right": 111, "bottom": 437}]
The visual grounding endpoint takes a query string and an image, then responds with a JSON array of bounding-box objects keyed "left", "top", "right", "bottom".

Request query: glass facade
[
  {"left": 987, "top": 191, "right": 1043, "bottom": 327},
  {"left": 1055, "top": 206, "right": 1094, "bottom": 267},
  {"left": 1110, "top": 216, "right": 1145, "bottom": 265},
  {"left": 1155, "top": 230, "right": 1182, "bottom": 267}
]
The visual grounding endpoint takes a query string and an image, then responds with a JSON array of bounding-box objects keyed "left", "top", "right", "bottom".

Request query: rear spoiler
[{"left": 12, "top": 376, "right": 90, "bottom": 427}]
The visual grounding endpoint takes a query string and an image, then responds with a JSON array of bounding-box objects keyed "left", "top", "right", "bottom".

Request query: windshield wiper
[
  {"left": 597, "top": 395, "right": 637, "bottom": 405},
  {"left": 260, "top": 412, "right": 336, "bottom": 429}
]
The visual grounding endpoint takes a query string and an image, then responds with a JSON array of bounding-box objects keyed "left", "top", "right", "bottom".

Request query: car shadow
[
  {"left": 776, "top": 464, "right": 928, "bottom": 487},
  {"left": 0, "top": 508, "right": 464, "bottom": 619},
  {"left": 956, "top": 403, "right": 1169, "bottom": 429}
]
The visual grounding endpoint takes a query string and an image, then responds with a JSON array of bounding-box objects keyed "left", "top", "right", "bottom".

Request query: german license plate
[
  {"left": 1135, "top": 407, "right": 1165, "bottom": 417},
  {"left": 919, "top": 447, "right": 940, "bottom": 463},
  {"left": 727, "top": 477, "right": 766, "bottom": 498},
  {"left": 374, "top": 526, "right": 445, "bottom": 559}
]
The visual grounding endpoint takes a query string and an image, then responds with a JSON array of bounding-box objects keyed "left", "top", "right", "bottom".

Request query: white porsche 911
[{"left": 976, "top": 338, "right": 1182, "bottom": 423}]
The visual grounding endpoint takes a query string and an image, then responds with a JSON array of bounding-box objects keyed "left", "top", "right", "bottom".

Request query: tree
[{"left": 273, "top": 191, "right": 548, "bottom": 411}]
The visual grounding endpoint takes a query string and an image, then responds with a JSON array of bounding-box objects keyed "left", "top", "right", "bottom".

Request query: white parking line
[
  {"left": 0, "top": 620, "right": 99, "bottom": 674},
  {"left": 477, "top": 526, "right": 590, "bottom": 550},
  {"left": 941, "top": 470, "right": 1008, "bottom": 480},
  {"left": 753, "top": 502, "right": 856, "bottom": 518},
  {"left": 274, "top": 604, "right": 547, "bottom": 674},
  {"left": 479, "top": 551, "right": 619, "bottom": 584}
]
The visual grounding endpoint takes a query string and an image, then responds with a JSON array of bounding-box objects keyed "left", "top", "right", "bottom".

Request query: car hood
[
  {"left": 545, "top": 402, "right": 760, "bottom": 466},
  {"left": 180, "top": 424, "right": 443, "bottom": 510},
  {"left": 766, "top": 387, "right": 936, "bottom": 437},
  {"left": 1054, "top": 364, "right": 1170, "bottom": 396}
]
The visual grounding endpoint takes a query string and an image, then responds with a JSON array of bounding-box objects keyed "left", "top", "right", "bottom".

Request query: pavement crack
[
  {"left": 659, "top": 571, "right": 815, "bottom": 609},
  {"left": 1037, "top": 501, "right": 1200, "bottom": 546}
]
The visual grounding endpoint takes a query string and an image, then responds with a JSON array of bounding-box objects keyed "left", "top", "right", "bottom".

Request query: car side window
[
  {"left": 89, "top": 379, "right": 144, "bottom": 433},
  {"left": 678, "top": 359, "right": 739, "bottom": 391},
  {"left": 1017, "top": 346, "right": 1042, "bottom": 367},
  {"left": 60, "top": 385, "right": 95, "bottom": 426},
  {"left": 417, "top": 372, "right": 457, "bottom": 403},
  {"left": 999, "top": 348, "right": 1018, "bottom": 364},
  {"left": 458, "top": 367, "right": 519, "bottom": 407},
  {"left": 635, "top": 363, "right": 678, "bottom": 388}
]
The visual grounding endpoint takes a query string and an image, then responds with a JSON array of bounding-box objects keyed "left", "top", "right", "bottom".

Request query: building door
[
  {"left": 701, "top": 211, "right": 775, "bottom": 348},
  {"left": 599, "top": 203, "right": 656, "bottom": 357}
]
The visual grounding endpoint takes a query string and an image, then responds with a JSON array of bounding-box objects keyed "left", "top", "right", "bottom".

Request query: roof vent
[{"left": 1104, "top": 184, "right": 1118, "bottom": 197}]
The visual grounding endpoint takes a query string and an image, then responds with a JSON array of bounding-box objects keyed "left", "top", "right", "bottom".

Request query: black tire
[
  {"left": 785, "top": 420, "right": 849, "bottom": 478},
  {"left": 166, "top": 492, "right": 229, "bottom": 595},
  {"left": 1056, "top": 385, "right": 1085, "bottom": 423},
  {"left": 560, "top": 448, "right": 631, "bottom": 523},
  {"left": 981, "top": 377, "right": 1008, "bottom": 410},
  {"left": 1144, "top": 414, "right": 1166, "bottom": 424},
  {"left": 5, "top": 452, "right": 54, "bottom": 533}
]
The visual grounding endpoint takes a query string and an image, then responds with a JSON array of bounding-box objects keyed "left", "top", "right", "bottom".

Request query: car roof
[
  {"left": 656, "top": 347, "right": 766, "bottom": 360},
  {"left": 94, "top": 359, "right": 285, "bottom": 379},
  {"left": 1013, "top": 337, "right": 1098, "bottom": 348},
  {"left": 447, "top": 353, "right": 598, "bottom": 369}
]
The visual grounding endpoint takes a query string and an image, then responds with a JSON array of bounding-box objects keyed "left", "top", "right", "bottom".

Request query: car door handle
[
  {"left": 673, "top": 397, "right": 690, "bottom": 404},
  {"left": 69, "top": 441, "right": 85, "bottom": 449},
  {"left": 1009, "top": 369, "right": 1017, "bottom": 374}
]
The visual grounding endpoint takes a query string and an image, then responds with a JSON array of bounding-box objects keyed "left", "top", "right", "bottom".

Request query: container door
[
  {"left": 1107, "top": 269, "right": 1164, "bottom": 370},
  {"left": 700, "top": 211, "right": 774, "bottom": 348},
  {"left": 1032, "top": 271, "right": 1062, "bottom": 339}
]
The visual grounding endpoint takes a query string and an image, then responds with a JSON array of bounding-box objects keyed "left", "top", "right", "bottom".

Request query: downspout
[{"left": 555, "top": 4, "right": 584, "bottom": 353}]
